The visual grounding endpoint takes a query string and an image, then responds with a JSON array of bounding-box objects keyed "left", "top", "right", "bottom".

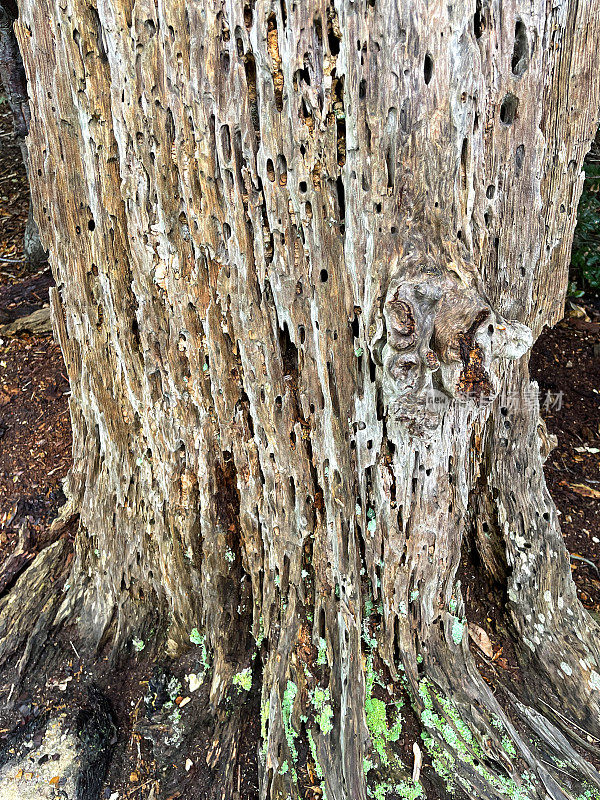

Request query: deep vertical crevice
[
  {"left": 267, "top": 14, "right": 284, "bottom": 111},
  {"left": 243, "top": 51, "right": 260, "bottom": 134},
  {"left": 511, "top": 19, "right": 529, "bottom": 77}
]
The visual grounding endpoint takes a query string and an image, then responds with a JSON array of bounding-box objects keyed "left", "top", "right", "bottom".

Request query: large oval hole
[
  {"left": 424, "top": 53, "right": 433, "bottom": 85},
  {"left": 511, "top": 20, "right": 529, "bottom": 77},
  {"left": 499, "top": 93, "right": 519, "bottom": 125}
]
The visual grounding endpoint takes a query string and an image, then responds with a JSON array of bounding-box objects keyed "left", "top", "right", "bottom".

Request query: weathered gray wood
[
  {"left": 0, "top": 305, "right": 51, "bottom": 335},
  {"left": 10, "top": 0, "right": 600, "bottom": 798}
]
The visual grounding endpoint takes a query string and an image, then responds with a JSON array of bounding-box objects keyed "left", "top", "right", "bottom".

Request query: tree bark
[
  {"left": 0, "top": 0, "right": 46, "bottom": 264},
  {"left": 9, "top": 0, "right": 600, "bottom": 798}
]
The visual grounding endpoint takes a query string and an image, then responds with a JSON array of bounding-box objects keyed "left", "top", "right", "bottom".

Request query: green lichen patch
[
  {"left": 362, "top": 642, "right": 423, "bottom": 800},
  {"left": 282, "top": 681, "right": 299, "bottom": 781},
  {"left": 365, "top": 653, "right": 403, "bottom": 764},
  {"left": 367, "top": 779, "right": 423, "bottom": 800},
  {"left": 260, "top": 698, "right": 270, "bottom": 763},
  {"left": 310, "top": 686, "right": 334, "bottom": 735},
  {"left": 451, "top": 617, "right": 466, "bottom": 645},
  {"left": 502, "top": 735, "right": 516, "bottom": 759},
  {"left": 232, "top": 667, "right": 252, "bottom": 692},
  {"left": 307, "top": 728, "right": 324, "bottom": 780},
  {"left": 367, "top": 507, "right": 377, "bottom": 533},
  {"left": 254, "top": 615, "right": 265, "bottom": 648},
  {"left": 418, "top": 679, "right": 535, "bottom": 800},
  {"left": 316, "top": 637, "right": 328, "bottom": 666},
  {"left": 576, "top": 785, "right": 600, "bottom": 800},
  {"left": 189, "top": 627, "right": 211, "bottom": 676}
]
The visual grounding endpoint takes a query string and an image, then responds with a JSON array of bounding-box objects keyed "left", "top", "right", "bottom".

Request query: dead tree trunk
[
  {"left": 0, "top": 0, "right": 46, "bottom": 263},
  {"left": 7, "top": 0, "right": 600, "bottom": 798}
]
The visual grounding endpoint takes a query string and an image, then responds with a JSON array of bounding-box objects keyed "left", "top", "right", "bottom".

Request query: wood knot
[{"left": 386, "top": 296, "right": 417, "bottom": 349}]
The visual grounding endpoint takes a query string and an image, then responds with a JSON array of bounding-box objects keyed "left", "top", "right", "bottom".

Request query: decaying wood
[
  {"left": 10, "top": 0, "right": 600, "bottom": 798},
  {"left": 0, "top": 0, "right": 45, "bottom": 262},
  {"left": 0, "top": 522, "right": 33, "bottom": 595},
  {"left": 0, "top": 305, "right": 51, "bottom": 335}
]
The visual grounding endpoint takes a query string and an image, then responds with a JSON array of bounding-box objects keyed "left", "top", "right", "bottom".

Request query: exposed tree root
[
  {"left": 0, "top": 536, "right": 71, "bottom": 685},
  {"left": 485, "top": 369, "right": 600, "bottom": 744},
  {"left": 415, "top": 639, "right": 600, "bottom": 800}
]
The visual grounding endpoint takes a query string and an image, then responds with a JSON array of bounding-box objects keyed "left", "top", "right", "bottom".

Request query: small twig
[
  {"left": 69, "top": 640, "right": 81, "bottom": 660},
  {"left": 538, "top": 757, "right": 578, "bottom": 782},
  {"left": 129, "top": 697, "right": 142, "bottom": 748},
  {"left": 126, "top": 778, "right": 155, "bottom": 797},
  {"left": 561, "top": 460, "right": 576, "bottom": 476},
  {"left": 569, "top": 553, "right": 600, "bottom": 576},
  {"left": 47, "top": 463, "right": 67, "bottom": 476},
  {"left": 537, "top": 697, "right": 600, "bottom": 741},
  {"left": 0, "top": 257, "right": 25, "bottom": 263}
]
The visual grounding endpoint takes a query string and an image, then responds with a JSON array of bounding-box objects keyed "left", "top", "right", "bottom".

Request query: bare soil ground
[
  {"left": 531, "top": 306, "right": 600, "bottom": 610},
  {"left": 0, "top": 103, "right": 71, "bottom": 598}
]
